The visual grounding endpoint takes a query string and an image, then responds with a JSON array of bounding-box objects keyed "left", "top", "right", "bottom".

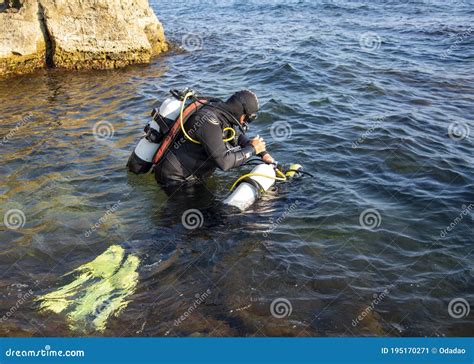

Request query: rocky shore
[{"left": 0, "top": 0, "right": 168, "bottom": 78}]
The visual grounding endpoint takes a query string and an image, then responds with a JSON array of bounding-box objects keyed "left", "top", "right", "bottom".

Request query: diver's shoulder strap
[{"left": 152, "top": 100, "right": 208, "bottom": 165}]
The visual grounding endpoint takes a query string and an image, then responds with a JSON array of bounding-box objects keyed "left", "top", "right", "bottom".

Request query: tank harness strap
[
  {"left": 234, "top": 176, "right": 265, "bottom": 198},
  {"left": 144, "top": 123, "right": 163, "bottom": 144},
  {"left": 152, "top": 99, "right": 208, "bottom": 166}
]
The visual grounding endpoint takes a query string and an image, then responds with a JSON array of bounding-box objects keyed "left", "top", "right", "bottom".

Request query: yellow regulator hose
[
  {"left": 230, "top": 172, "right": 286, "bottom": 192},
  {"left": 180, "top": 92, "right": 200, "bottom": 144},
  {"left": 180, "top": 92, "right": 237, "bottom": 144},
  {"left": 223, "top": 127, "right": 236, "bottom": 142}
]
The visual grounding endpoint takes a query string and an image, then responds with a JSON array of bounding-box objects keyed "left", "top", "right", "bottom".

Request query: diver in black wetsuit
[{"left": 154, "top": 90, "right": 275, "bottom": 187}]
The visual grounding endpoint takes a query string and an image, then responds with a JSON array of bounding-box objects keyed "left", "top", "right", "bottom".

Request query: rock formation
[
  {"left": 0, "top": 0, "right": 168, "bottom": 77},
  {"left": 0, "top": 1, "right": 45, "bottom": 77}
]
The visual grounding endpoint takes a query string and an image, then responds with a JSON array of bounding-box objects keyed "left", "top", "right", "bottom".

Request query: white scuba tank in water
[
  {"left": 127, "top": 97, "right": 182, "bottom": 174},
  {"left": 223, "top": 164, "right": 276, "bottom": 211}
]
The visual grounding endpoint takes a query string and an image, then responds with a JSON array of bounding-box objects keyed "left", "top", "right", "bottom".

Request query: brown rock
[
  {"left": 0, "top": 1, "right": 45, "bottom": 77},
  {"left": 0, "top": 0, "right": 168, "bottom": 77}
]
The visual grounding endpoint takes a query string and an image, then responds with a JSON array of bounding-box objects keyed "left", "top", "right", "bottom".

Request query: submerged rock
[{"left": 0, "top": 0, "right": 168, "bottom": 77}]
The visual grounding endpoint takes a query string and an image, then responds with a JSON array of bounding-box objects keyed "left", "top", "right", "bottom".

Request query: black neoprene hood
[{"left": 226, "top": 90, "right": 259, "bottom": 118}]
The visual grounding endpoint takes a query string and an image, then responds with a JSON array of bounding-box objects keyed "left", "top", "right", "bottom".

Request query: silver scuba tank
[
  {"left": 223, "top": 164, "right": 276, "bottom": 211},
  {"left": 223, "top": 163, "right": 303, "bottom": 211},
  {"left": 127, "top": 96, "right": 183, "bottom": 174}
]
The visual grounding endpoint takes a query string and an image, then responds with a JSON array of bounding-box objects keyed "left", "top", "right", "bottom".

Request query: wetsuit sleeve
[
  {"left": 238, "top": 133, "right": 251, "bottom": 147},
  {"left": 197, "top": 119, "right": 255, "bottom": 171},
  {"left": 239, "top": 133, "right": 268, "bottom": 158}
]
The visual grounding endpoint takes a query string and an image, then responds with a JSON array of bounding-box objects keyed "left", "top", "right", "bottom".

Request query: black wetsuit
[{"left": 154, "top": 102, "right": 256, "bottom": 186}]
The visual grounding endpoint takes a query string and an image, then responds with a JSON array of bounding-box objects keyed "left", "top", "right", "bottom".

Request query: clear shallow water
[{"left": 0, "top": 0, "right": 473, "bottom": 337}]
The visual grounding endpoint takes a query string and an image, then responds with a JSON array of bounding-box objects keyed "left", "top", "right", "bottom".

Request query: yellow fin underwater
[{"left": 36, "top": 245, "right": 139, "bottom": 333}]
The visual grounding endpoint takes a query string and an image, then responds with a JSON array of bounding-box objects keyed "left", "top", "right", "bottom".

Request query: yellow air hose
[
  {"left": 180, "top": 92, "right": 200, "bottom": 144},
  {"left": 180, "top": 92, "right": 237, "bottom": 144},
  {"left": 230, "top": 171, "right": 287, "bottom": 192},
  {"left": 223, "top": 127, "right": 236, "bottom": 142},
  {"left": 275, "top": 168, "right": 287, "bottom": 180}
]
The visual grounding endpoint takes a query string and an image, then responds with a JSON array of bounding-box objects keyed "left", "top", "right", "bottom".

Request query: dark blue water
[{"left": 0, "top": 0, "right": 472, "bottom": 337}]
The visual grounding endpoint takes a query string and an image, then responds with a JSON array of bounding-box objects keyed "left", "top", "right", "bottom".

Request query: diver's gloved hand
[
  {"left": 258, "top": 150, "right": 275, "bottom": 164},
  {"left": 262, "top": 153, "right": 275, "bottom": 164},
  {"left": 251, "top": 135, "right": 266, "bottom": 155}
]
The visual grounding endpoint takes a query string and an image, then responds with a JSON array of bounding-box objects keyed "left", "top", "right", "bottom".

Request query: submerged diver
[{"left": 154, "top": 90, "right": 275, "bottom": 187}]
